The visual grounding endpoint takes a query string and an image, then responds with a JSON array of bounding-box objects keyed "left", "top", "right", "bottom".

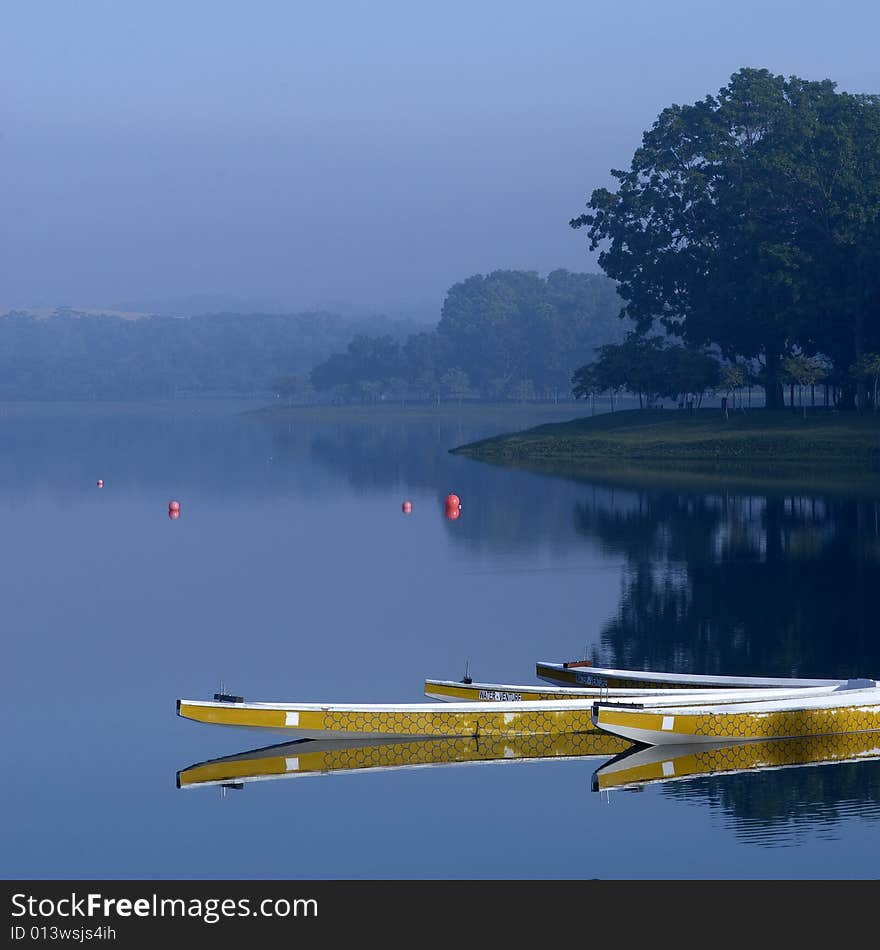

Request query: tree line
[
  {"left": 570, "top": 332, "right": 873, "bottom": 414},
  {"left": 306, "top": 269, "right": 628, "bottom": 404},
  {"left": 0, "top": 309, "right": 417, "bottom": 400},
  {"left": 570, "top": 67, "right": 880, "bottom": 411},
  {"left": 10, "top": 69, "right": 877, "bottom": 413}
]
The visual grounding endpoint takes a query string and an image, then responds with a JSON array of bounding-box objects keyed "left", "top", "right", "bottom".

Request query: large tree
[
  {"left": 571, "top": 68, "right": 880, "bottom": 409},
  {"left": 790, "top": 86, "right": 880, "bottom": 408}
]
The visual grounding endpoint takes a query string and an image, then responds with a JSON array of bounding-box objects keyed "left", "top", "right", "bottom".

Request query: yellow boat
[
  {"left": 177, "top": 732, "right": 630, "bottom": 789},
  {"left": 177, "top": 684, "right": 835, "bottom": 740},
  {"left": 536, "top": 660, "right": 844, "bottom": 691},
  {"left": 591, "top": 731, "right": 880, "bottom": 792},
  {"left": 423, "top": 678, "right": 846, "bottom": 704},
  {"left": 177, "top": 696, "right": 601, "bottom": 738},
  {"left": 591, "top": 679, "right": 880, "bottom": 746},
  {"left": 423, "top": 678, "right": 699, "bottom": 703}
]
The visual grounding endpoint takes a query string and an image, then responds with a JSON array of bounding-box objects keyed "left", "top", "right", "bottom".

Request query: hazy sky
[{"left": 3, "top": 0, "right": 879, "bottom": 319}]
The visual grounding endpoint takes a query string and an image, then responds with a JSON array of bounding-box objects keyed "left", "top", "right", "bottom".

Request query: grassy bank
[{"left": 451, "top": 408, "right": 880, "bottom": 470}]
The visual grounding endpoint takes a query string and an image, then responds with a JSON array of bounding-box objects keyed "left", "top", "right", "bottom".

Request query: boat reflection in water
[
  {"left": 593, "top": 732, "right": 880, "bottom": 792},
  {"left": 177, "top": 732, "right": 630, "bottom": 790},
  {"left": 591, "top": 732, "right": 880, "bottom": 846}
]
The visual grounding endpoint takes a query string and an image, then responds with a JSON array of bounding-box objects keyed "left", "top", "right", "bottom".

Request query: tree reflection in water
[{"left": 575, "top": 486, "right": 880, "bottom": 680}]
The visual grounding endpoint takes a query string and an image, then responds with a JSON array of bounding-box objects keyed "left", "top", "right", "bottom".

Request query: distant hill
[{"left": 0, "top": 306, "right": 153, "bottom": 321}]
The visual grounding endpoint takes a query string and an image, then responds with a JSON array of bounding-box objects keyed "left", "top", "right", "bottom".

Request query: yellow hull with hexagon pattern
[
  {"left": 591, "top": 680, "right": 880, "bottom": 746},
  {"left": 178, "top": 681, "right": 864, "bottom": 740},
  {"left": 177, "top": 697, "right": 602, "bottom": 738},
  {"left": 178, "top": 683, "right": 837, "bottom": 740}
]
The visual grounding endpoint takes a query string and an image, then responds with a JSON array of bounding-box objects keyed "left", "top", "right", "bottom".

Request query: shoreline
[
  {"left": 247, "top": 401, "right": 598, "bottom": 421},
  {"left": 449, "top": 408, "right": 880, "bottom": 483}
]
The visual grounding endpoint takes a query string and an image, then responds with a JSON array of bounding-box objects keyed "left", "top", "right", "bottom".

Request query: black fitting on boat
[{"left": 214, "top": 692, "right": 244, "bottom": 704}]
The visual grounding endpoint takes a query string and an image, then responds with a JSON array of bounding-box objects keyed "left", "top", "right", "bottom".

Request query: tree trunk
[
  {"left": 855, "top": 310, "right": 868, "bottom": 412},
  {"left": 764, "top": 349, "right": 784, "bottom": 409},
  {"left": 854, "top": 259, "right": 868, "bottom": 412},
  {"left": 838, "top": 381, "right": 856, "bottom": 411}
]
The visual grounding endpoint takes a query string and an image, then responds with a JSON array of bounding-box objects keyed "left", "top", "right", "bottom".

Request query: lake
[{"left": 3, "top": 400, "right": 880, "bottom": 879}]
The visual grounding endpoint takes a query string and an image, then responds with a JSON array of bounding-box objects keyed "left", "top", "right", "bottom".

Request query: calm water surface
[{"left": 3, "top": 401, "right": 880, "bottom": 879}]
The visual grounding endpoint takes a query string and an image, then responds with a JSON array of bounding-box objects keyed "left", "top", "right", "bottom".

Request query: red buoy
[
  {"left": 96, "top": 479, "right": 104, "bottom": 489},
  {"left": 168, "top": 500, "right": 180, "bottom": 512},
  {"left": 445, "top": 494, "right": 461, "bottom": 509},
  {"left": 445, "top": 506, "right": 461, "bottom": 520},
  {"left": 402, "top": 500, "right": 413, "bottom": 514},
  {"left": 168, "top": 509, "right": 180, "bottom": 520}
]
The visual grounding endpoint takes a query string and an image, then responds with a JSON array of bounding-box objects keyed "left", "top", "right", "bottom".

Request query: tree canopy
[
  {"left": 572, "top": 334, "right": 720, "bottom": 408},
  {"left": 571, "top": 67, "right": 880, "bottom": 409},
  {"left": 309, "top": 269, "right": 627, "bottom": 402}
]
